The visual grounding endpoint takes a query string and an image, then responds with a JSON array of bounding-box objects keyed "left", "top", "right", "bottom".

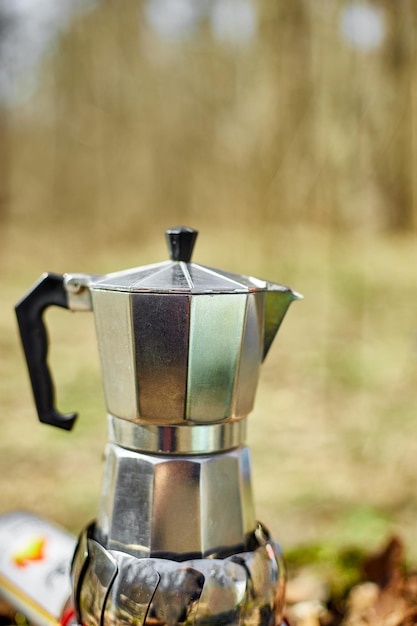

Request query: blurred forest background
[{"left": 1, "top": 0, "right": 417, "bottom": 561}]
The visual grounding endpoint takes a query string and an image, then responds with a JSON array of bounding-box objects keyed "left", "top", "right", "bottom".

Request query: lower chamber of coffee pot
[{"left": 96, "top": 443, "right": 256, "bottom": 559}]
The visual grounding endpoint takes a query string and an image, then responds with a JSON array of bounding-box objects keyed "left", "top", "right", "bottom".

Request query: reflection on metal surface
[
  {"left": 71, "top": 522, "right": 91, "bottom": 624},
  {"left": 79, "top": 539, "right": 118, "bottom": 626},
  {"left": 91, "top": 290, "right": 138, "bottom": 421},
  {"left": 108, "top": 414, "right": 247, "bottom": 454},
  {"left": 96, "top": 444, "right": 255, "bottom": 559},
  {"left": 72, "top": 522, "right": 285, "bottom": 626},
  {"left": 104, "top": 555, "right": 160, "bottom": 626},
  {"left": 147, "top": 562, "right": 203, "bottom": 626},
  {"left": 64, "top": 274, "right": 93, "bottom": 311},
  {"left": 133, "top": 294, "right": 190, "bottom": 423},
  {"left": 263, "top": 284, "right": 302, "bottom": 360},
  {"left": 187, "top": 293, "right": 247, "bottom": 422},
  {"left": 234, "top": 292, "right": 263, "bottom": 417}
]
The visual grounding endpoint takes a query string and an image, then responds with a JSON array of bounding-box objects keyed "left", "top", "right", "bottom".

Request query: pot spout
[{"left": 263, "top": 284, "right": 302, "bottom": 360}]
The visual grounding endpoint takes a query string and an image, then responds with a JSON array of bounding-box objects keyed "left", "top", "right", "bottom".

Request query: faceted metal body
[
  {"left": 96, "top": 443, "right": 255, "bottom": 559},
  {"left": 91, "top": 287, "right": 259, "bottom": 424},
  {"left": 65, "top": 263, "right": 298, "bottom": 429}
]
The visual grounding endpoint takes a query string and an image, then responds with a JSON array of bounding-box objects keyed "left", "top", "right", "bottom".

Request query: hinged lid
[{"left": 91, "top": 226, "right": 279, "bottom": 294}]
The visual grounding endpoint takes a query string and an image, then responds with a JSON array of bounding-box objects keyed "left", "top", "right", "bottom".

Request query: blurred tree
[
  {"left": 0, "top": 107, "right": 9, "bottom": 226},
  {"left": 3, "top": 0, "right": 417, "bottom": 236},
  {"left": 380, "top": 1, "right": 417, "bottom": 230},
  {"left": 0, "top": 10, "right": 10, "bottom": 226}
]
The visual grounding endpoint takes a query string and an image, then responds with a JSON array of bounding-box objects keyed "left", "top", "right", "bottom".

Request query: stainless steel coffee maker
[{"left": 15, "top": 227, "right": 301, "bottom": 626}]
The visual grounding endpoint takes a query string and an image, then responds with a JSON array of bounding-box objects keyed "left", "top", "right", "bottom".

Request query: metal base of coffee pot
[
  {"left": 72, "top": 521, "right": 286, "bottom": 626},
  {"left": 95, "top": 441, "right": 256, "bottom": 559}
]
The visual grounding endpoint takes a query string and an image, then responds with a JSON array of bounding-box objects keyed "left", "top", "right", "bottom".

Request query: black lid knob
[{"left": 165, "top": 226, "right": 198, "bottom": 262}]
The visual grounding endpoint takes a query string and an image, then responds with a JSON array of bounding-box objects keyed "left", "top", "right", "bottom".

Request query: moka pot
[{"left": 15, "top": 227, "right": 301, "bottom": 626}]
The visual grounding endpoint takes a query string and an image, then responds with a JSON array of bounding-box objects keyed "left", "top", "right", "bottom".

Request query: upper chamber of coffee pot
[{"left": 16, "top": 227, "right": 301, "bottom": 439}]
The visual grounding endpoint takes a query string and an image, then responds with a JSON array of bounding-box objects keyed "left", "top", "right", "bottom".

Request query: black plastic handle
[{"left": 15, "top": 272, "right": 78, "bottom": 431}]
